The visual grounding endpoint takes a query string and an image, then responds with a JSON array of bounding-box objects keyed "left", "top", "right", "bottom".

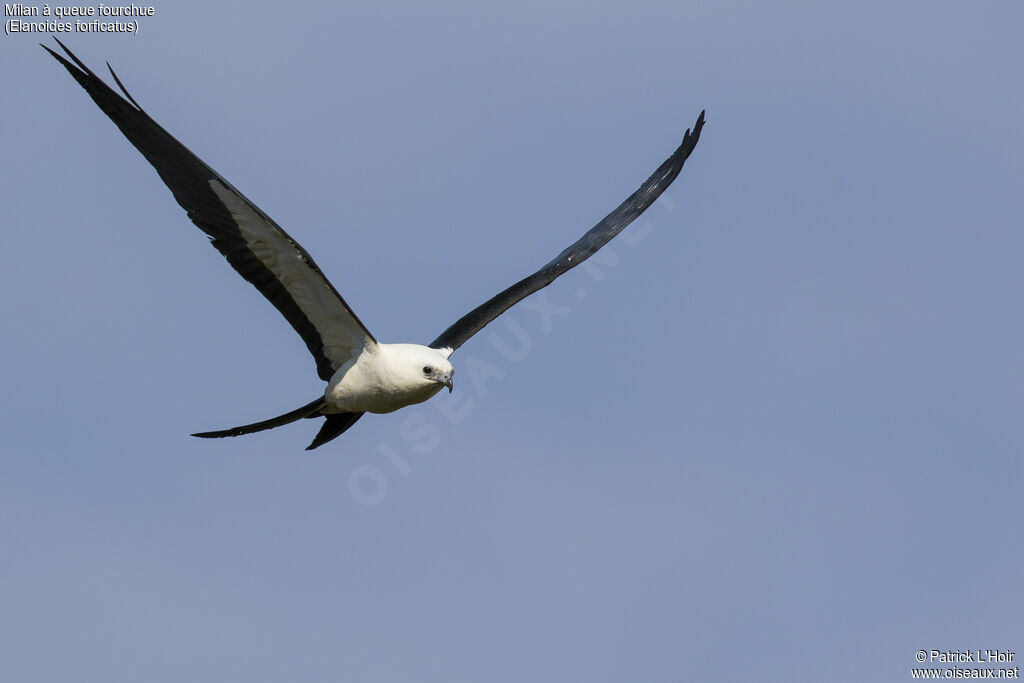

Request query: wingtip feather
[
  {"left": 191, "top": 430, "right": 230, "bottom": 439},
  {"left": 106, "top": 60, "right": 143, "bottom": 110},
  {"left": 52, "top": 36, "right": 91, "bottom": 72}
]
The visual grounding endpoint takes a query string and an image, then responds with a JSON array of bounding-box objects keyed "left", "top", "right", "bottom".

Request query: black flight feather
[
  {"left": 43, "top": 39, "right": 374, "bottom": 382},
  {"left": 429, "top": 110, "right": 704, "bottom": 353}
]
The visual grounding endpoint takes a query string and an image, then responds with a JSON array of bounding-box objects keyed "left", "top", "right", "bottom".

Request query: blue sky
[{"left": 3, "top": 1, "right": 1022, "bottom": 681}]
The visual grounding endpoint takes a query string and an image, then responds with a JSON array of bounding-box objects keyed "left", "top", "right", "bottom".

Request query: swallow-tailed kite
[{"left": 44, "top": 39, "right": 705, "bottom": 450}]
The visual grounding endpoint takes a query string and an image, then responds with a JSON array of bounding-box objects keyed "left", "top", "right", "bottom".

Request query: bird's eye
[{"left": 423, "top": 366, "right": 433, "bottom": 375}]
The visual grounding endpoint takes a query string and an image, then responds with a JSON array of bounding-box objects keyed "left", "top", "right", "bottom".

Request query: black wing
[
  {"left": 429, "top": 110, "right": 705, "bottom": 353},
  {"left": 44, "top": 39, "right": 375, "bottom": 382}
]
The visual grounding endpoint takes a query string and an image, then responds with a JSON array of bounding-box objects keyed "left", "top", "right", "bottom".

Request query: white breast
[{"left": 324, "top": 343, "right": 445, "bottom": 414}]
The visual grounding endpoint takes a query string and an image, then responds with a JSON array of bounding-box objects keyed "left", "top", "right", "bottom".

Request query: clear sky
[{"left": 3, "top": 1, "right": 1022, "bottom": 681}]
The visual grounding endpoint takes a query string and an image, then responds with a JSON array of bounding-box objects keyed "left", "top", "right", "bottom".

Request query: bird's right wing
[
  {"left": 44, "top": 39, "right": 375, "bottom": 382},
  {"left": 429, "top": 110, "right": 704, "bottom": 354}
]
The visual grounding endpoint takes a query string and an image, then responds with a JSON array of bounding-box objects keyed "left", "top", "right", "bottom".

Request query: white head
[{"left": 382, "top": 343, "right": 454, "bottom": 395}]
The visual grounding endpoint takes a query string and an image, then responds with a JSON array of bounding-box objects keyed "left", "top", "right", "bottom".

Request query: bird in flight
[{"left": 44, "top": 39, "right": 705, "bottom": 450}]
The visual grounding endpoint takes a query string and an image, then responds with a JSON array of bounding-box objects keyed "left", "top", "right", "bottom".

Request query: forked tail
[
  {"left": 192, "top": 397, "right": 327, "bottom": 439},
  {"left": 192, "top": 397, "right": 365, "bottom": 450}
]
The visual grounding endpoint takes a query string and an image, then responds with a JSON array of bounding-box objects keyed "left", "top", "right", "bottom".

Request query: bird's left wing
[
  {"left": 43, "top": 39, "right": 375, "bottom": 381},
  {"left": 429, "top": 110, "right": 704, "bottom": 353}
]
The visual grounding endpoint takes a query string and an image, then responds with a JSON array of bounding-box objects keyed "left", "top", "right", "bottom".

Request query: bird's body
[
  {"left": 324, "top": 343, "right": 454, "bottom": 415},
  {"left": 44, "top": 39, "right": 704, "bottom": 449}
]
